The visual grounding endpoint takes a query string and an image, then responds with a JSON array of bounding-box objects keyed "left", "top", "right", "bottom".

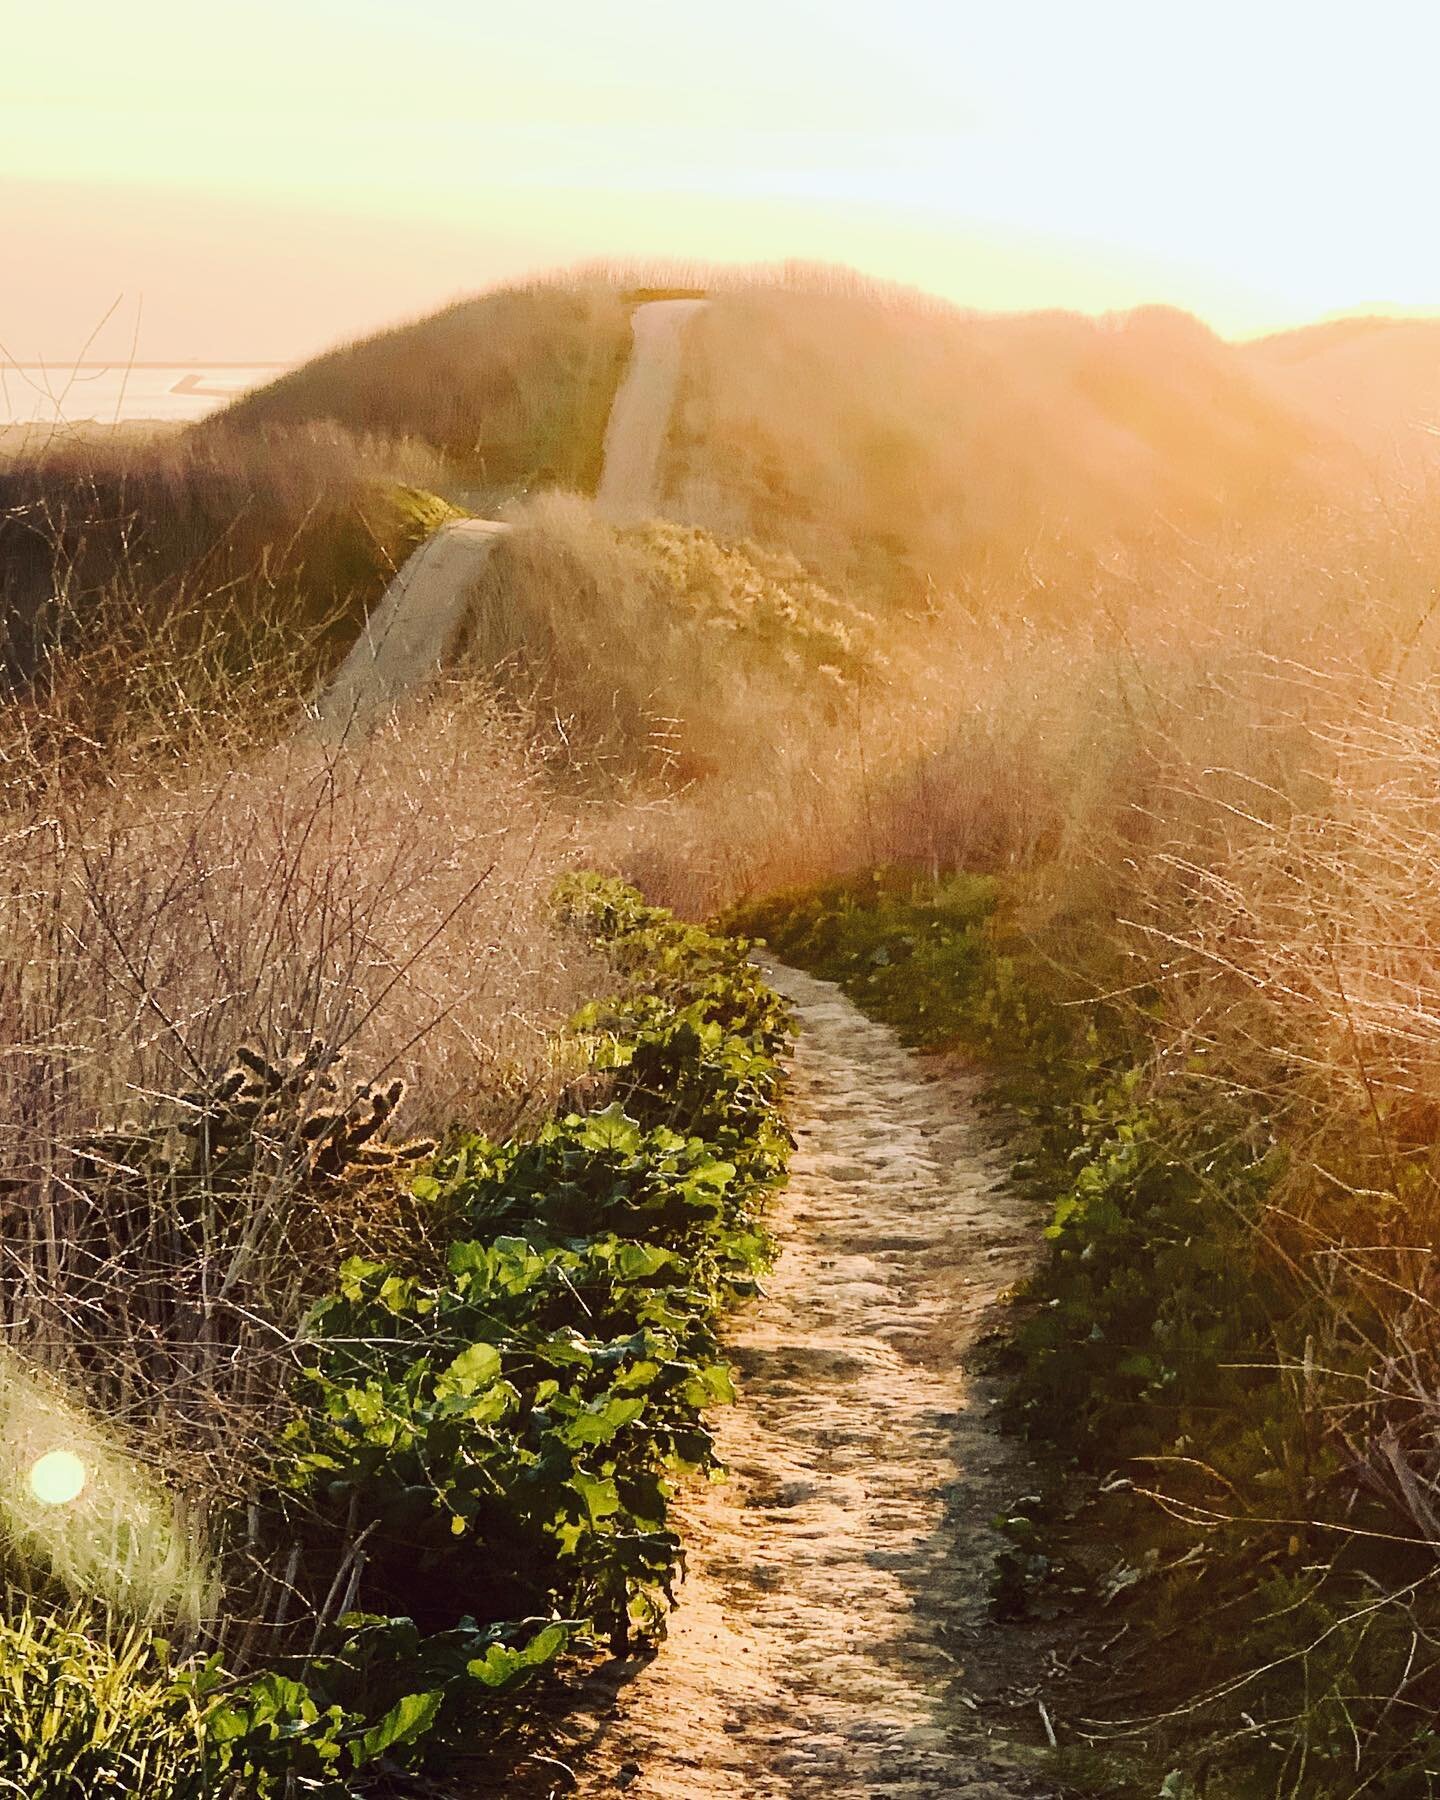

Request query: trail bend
[
  {"left": 310, "top": 297, "right": 705, "bottom": 742},
  {"left": 561, "top": 962, "right": 1051, "bottom": 1800},
  {"left": 310, "top": 293, "right": 1049, "bottom": 1794}
]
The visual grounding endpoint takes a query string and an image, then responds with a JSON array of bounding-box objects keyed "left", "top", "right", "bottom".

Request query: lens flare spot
[{"left": 28, "top": 1449, "right": 86, "bottom": 1507}]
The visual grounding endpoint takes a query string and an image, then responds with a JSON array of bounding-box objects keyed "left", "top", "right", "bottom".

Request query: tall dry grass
[
  {"left": 609, "top": 490, "right": 1440, "bottom": 898},
  {"left": 0, "top": 423, "right": 455, "bottom": 769},
  {"left": 667, "top": 286, "right": 1352, "bottom": 607},
  {"left": 611, "top": 470, "right": 1440, "bottom": 1760},
  {"left": 0, "top": 660, "right": 606, "bottom": 1648},
  {"left": 452, "top": 492, "right": 879, "bottom": 789}
]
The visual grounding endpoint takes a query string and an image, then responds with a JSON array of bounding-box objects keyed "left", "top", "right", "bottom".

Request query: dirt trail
[
  {"left": 594, "top": 299, "right": 706, "bottom": 523},
  {"left": 563, "top": 962, "right": 1050, "bottom": 1799},
  {"left": 311, "top": 298, "right": 704, "bottom": 738}
]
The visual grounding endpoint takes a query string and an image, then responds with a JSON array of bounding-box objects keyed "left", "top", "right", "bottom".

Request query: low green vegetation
[
  {"left": 736, "top": 871, "right": 1440, "bottom": 1799},
  {"left": 3, "top": 879, "right": 790, "bottom": 1797},
  {"left": 621, "top": 518, "right": 878, "bottom": 684},
  {"left": 0, "top": 1608, "right": 211, "bottom": 1800}
]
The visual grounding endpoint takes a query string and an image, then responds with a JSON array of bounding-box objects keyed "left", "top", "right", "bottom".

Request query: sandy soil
[
  {"left": 553, "top": 962, "right": 1054, "bottom": 1800},
  {"left": 595, "top": 300, "right": 707, "bottom": 524}
]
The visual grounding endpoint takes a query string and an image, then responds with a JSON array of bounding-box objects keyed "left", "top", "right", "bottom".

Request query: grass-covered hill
[
  {"left": 206, "top": 280, "right": 633, "bottom": 498},
  {"left": 665, "top": 286, "right": 1350, "bottom": 604},
  {"left": 1246, "top": 312, "right": 1440, "bottom": 457},
  {"left": 200, "top": 267, "right": 1369, "bottom": 612}
]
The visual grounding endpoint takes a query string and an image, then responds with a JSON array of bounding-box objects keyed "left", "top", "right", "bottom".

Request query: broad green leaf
[
  {"left": 580, "top": 1105, "right": 643, "bottom": 1155},
  {"left": 682, "top": 1363, "right": 737, "bottom": 1408},
  {"left": 337, "top": 1256, "right": 386, "bottom": 1300},
  {"left": 435, "top": 1341, "right": 502, "bottom": 1397},
  {"left": 571, "top": 1469, "right": 621, "bottom": 1520},
  {"left": 353, "top": 1689, "right": 443, "bottom": 1766},
  {"left": 615, "top": 1242, "right": 672, "bottom": 1280},
  {"left": 560, "top": 1395, "right": 646, "bottom": 1447}
]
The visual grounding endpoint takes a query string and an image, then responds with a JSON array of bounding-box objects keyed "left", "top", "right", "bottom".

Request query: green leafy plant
[{"left": 254, "top": 877, "right": 791, "bottom": 1772}]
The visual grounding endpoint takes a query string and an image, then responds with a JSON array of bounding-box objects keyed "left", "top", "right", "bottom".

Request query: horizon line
[{"left": 1, "top": 361, "right": 294, "bottom": 371}]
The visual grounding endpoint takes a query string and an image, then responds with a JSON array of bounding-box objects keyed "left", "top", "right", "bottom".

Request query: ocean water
[{"left": 0, "top": 364, "right": 291, "bottom": 426}]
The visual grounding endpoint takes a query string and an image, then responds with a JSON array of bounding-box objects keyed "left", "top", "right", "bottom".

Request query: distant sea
[{"left": 0, "top": 363, "right": 292, "bottom": 426}]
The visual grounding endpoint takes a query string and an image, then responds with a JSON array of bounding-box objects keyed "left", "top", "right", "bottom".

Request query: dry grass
[
  {"left": 208, "top": 279, "right": 634, "bottom": 501},
  {"left": 666, "top": 286, "right": 1351, "bottom": 607},
  {"left": 452, "top": 492, "right": 880, "bottom": 791},
  {"left": 0, "top": 665, "right": 606, "bottom": 1648},
  {"left": 606, "top": 464, "right": 1440, "bottom": 1767},
  {"left": 607, "top": 486, "right": 1440, "bottom": 890},
  {"left": 0, "top": 423, "right": 456, "bottom": 769}
]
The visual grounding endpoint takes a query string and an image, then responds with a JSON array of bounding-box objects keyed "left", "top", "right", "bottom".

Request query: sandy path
[
  {"left": 594, "top": 300, "right": 706, "bottom": 523},
  {"left": 561, "top": 962, "right": 1050, "bottom": 1799}
]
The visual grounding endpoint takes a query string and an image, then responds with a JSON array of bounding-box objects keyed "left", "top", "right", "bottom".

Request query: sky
[{"left": 6, "top": 0, "right": 1440, "bottom": 360}]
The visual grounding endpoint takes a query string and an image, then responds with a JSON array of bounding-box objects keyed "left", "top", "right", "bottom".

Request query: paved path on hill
[
  {"left": 560, "top": 962, "right": 1051, "bottom": 1800},
  {"left": 594, "top": 298, "right": 706, "bottom": 523},
  {"left": 310, "top": 298, "right": 705, "bottom": 741},
  {"left": 310, "top": 518, "right": 510, "bottom": 742}
]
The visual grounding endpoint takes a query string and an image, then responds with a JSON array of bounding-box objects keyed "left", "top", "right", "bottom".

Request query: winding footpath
[
  {"left": 314, "top": 293, "right": 1050, "bottom": 1793},
  {"left": 563, "top": 963, "right": 1049, "bottom": 1799},
  {"left": 310, "top": 518, "right": 510, "bottom": 742}
]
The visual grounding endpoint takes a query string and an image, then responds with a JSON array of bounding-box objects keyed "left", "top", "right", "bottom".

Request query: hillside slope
[
  {"left": 1246, "top": 313, "right": 1440, "bottom": 460},
  {"left": 198, "top": 270, "right": 1357, "bottom": 614},
  {"left": 665, "top": 288, "right": 1349, "bottom": 604},
  {"left": 207, "top": 280, "right": 633, "bottom": 499}
]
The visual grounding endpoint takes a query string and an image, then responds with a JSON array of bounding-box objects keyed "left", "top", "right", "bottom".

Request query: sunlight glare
[{"left": 28, "top": 1449, "right": 87, "bottom": 1507}]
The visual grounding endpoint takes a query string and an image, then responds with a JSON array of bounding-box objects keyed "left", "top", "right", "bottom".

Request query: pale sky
[{"left": 5, "top": 0, "right": 1440, "bottom": 358}]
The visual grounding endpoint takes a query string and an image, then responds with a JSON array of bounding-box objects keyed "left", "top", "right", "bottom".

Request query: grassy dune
[
  {"left": 0, "top": 426, "right": 460, "bottom": 777},
  {"left": 664, "top": 286, "right": 1355, "bottom": 605},
  {"left": 10, "top": 267, "right": 1440, "bottom": 1793},
  {"left": 191, "top": 266, "right": 1376, "bottom": 607}
]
